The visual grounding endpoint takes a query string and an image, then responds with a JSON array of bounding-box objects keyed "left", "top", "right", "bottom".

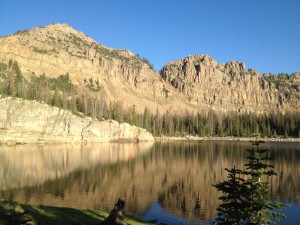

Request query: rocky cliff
[
  {"left": 160, "top": 55, "right": 300, "bottom": 113},
  {"left": 0, "top": 24, "right": 299, "bottom": 114},
  {"left": 0, "top": 97, "right": 154, "bottom": 144},
  {"left": 0, "top": 23, "right": 189, "bottom": 113}
]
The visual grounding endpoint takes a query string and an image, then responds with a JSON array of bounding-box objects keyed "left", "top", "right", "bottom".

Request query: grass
[{"left": 0, "top": 201, "right": 155, "bottom": 225}]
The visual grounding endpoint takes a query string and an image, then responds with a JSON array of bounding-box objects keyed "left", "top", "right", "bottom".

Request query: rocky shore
[
  {"left": 0, "top": 97, "right": 154, "bottom": 144},
  {"left": 0, "top": 97, "right": 298, "bottom": 145},
  {"left": 155, "top": 136, "right": 300, "bottom": 142}
]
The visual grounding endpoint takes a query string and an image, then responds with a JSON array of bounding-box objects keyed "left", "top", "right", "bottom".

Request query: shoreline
[
  {"left": 1, "top": 136, "right": 299, "bottom": 146},
  {"left": 155, "top": 136, "right": 300, "bottom": 143},
  {"left": 0, "top": 201, "right": 153, "bottom": 225}
]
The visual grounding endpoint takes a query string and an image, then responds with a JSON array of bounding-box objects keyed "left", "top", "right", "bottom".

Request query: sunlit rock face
[
  {"left": 160, "top": 55, "right": 300, "bottom": 113},
  {"left": 0, "top": 97, "right": 154, "bottom": 144},
  {"left": 0, "top": 24, "right": 183, "bottom": 114},
  {"left": 1, "top": 24, "right": 298, "bottom": 115}
]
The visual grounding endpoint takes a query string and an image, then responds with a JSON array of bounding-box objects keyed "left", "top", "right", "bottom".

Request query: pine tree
[
  {"left": 51, "top": 88, "right": 61, "bottom": 107},
  {"left": 82, "top": 89, "right": 89, "bottom": 115},
  {"left": 213, "top": 166, "right": 248, "bottom": 224},
  {"left": 154, "top": 108, "right": 162, "bottom": 136},
  {"left": 69, "top": 95, "right": 78, "bottom": 114},
  {"left": 143, "top": 107, "right": 151, "bottom": 131},
  {"left": 214, "top": 136, "right": 286, "bottom": 225},
  {"left": 242, "top": 139, "right": 285, "bottom": 224}
]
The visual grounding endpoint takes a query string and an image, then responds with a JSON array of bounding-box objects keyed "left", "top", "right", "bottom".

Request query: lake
[{"left": 0, "top": 141, "right": 299, "bottom": 224}]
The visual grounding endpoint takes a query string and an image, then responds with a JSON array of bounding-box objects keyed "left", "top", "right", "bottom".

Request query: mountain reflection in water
[{"left": 0, "top": 141, "right": 299, "bottom": 224}]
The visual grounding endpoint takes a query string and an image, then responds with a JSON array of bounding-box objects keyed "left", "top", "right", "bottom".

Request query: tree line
[{"left": 1, "top": 60, "right": 299, "bottom": 138}]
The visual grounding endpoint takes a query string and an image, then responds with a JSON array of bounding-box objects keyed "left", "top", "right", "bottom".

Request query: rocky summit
[{"left": 0, "top": 23, "right": 299, "bottom": 115}]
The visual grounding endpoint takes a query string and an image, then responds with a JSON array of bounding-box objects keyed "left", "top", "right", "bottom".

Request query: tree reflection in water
[{"left": 0, "top": 141, "right": 299, "bottom": 224}]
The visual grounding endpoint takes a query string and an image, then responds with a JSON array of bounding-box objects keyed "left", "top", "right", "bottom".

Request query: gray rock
[{"left": 0, "top": 97, "right": 154, "bottom": 144}]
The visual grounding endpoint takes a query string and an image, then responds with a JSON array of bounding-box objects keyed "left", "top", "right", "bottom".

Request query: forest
[{"left": 1, "top": 60, "right": 299, "bottom": 138}]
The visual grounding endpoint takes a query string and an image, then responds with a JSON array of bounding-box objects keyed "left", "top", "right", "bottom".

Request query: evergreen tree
[
  {"left": 51, "top": 88, "right": 61, "bottom": 107},
  {"left": 242, "top": 139, "right": 285, "bottom": 224},
  {"left": 82, "top": 89, "right": 89, "bottom": 115},
  {"left": 207, "top": 110, "right": 216, "bottom": 136},
  {"left": 154, "top": 108, "right": 162, "bottom": 136},
  {"left": 143, "top": 107, "right": 151, "bottom": 131},
  {"left": 214, "top": 166, "right": 248, "bottom": 224},
  {"left": 214, "top": 136, "right": 286, "bottom": 224},
  {"left": 69, "top": 95, "right": 78, "bottom": 114},
  {"left": 97, "top": 95, "right": 106, "bottom": 120},
  {"left": 0, "top": 59, "right": 298, "bottom": 139}
]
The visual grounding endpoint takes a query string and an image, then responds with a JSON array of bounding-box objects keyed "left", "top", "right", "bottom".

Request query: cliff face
[
  {"left": 0, "top": 97, "right": 154, "bottom": 144},
  {"left": 0, "top": 24, "right": 187, "bottom": 113},
  {"left": 0, "top": 24, "right": 299, "bottom": 114},
  {"left": 160, "top": 55, "right": 300, "bottom": 113}
]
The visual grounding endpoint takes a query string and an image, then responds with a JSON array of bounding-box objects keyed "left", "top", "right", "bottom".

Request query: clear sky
[{"left": 0, "top": 0, "right": 299, "bottom": 74}]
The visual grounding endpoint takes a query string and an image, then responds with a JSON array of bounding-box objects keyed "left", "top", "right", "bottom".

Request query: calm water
[{"left": 0, "top": 141, "right": 299, "bottom": 224}]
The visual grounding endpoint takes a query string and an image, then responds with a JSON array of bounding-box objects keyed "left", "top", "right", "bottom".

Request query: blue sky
[{"left": 0, "top": 0, "right": 299, "bottom": 74}]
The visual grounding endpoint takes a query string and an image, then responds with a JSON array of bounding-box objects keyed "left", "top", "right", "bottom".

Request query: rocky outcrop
[
  {"left": 160, "top": 55, "right": 300, "bottom": 113},
  {"left": 0, "top": 24, "right": 177, "bottom": 113},
  {"left": 0, "top": 97, "right": 154, "bottom": 144},
  {"left": 0, "top": 24, "right": 299, "bottom": 114}
]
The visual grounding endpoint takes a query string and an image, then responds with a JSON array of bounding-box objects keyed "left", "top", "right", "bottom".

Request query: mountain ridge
[{"left": 0, "top": 23, "right": 299, "bottom": 114}]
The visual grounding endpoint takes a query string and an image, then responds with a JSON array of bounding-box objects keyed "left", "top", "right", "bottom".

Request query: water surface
[{"left": 0, "top": 141, "right": 299, "bottom": 224}]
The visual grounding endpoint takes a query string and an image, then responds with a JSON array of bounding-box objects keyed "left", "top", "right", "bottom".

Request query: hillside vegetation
[
  {"left": 0, "top": 24, "right": 299, "bottom": 138},
  {"left": 0, "top": 59, "right": 299, "bottom": 138}
]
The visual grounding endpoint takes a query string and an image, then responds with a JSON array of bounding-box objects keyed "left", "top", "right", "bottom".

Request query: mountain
[
  {"left": 0, "top": 23, "right": 189, "bottom": 114},
  {"left": 160, "top": 55, "right": 300, "bottom": 113},
  {"left": 0, "top": 23, "right": 299, "bottom": 115}
]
